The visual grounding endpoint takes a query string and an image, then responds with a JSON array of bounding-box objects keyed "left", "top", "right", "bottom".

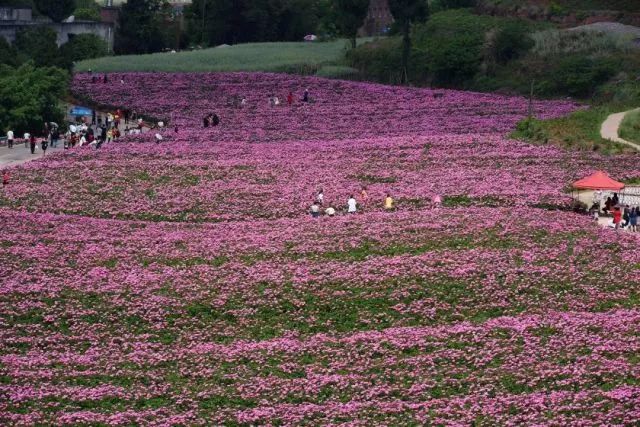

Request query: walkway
[
  {"left": 600, "top": 108, "right": 640, "bottom": 152},
  {"left": 0, "top": 144, "right": 65, "bottom": 168}
]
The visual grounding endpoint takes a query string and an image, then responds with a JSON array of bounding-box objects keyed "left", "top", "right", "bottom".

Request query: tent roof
[{"left": 572, "top": 171, "right": 625, "bottom": 190}]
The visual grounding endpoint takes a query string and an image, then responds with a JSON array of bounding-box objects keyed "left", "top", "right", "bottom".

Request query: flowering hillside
[{"left": 1, "top": 73, "right": 639, "bottom": 425}]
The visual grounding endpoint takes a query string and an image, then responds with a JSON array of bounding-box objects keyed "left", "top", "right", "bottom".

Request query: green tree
[
  {"left": 14, "top": 27, "right": 62, "bottom": 68},
  {"left": 60, "top": 34, "right": 108, "bottom": 67},
  {"left": 0, "top": 37, "right": 21, "bottom": 67},
  {"left": 0, "top": 63, "right": 68, "bottom": 135},
  {"left": 491, "top": 22, "right": 533, "bottom": 64},
  {"left": 388, "top": 0, "right": 429, "bottom": 83},
  {"left": 74, "top": 0, "right": 100, "bottom": 19},
  {"left": 331, "top": 0, "right": 369, "bottom": 48},
  {"left": 34, "top": 0, "right": 76, "bottom": 22},
  {"left": 115, "top": 0, "right": 167, "bottom": 54}
]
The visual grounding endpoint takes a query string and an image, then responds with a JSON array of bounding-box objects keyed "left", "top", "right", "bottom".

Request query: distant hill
[{"left": 477, "top": 0, "right": 640, "bottom": 26}]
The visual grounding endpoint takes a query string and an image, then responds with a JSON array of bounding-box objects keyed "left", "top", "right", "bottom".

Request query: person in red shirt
[
  {"left": 287, "top": 92, "right": 294, "bottom": 106},
  {"left": 613, "top": 206, "right": 622, "bottom": 230},
  {"left": 2, "top": 170, "right": 9, "bottom": 187}
]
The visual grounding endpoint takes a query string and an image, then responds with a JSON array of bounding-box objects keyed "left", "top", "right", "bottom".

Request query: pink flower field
[{"left": 1, "top": 73, "right": 640, "bottom": 425}]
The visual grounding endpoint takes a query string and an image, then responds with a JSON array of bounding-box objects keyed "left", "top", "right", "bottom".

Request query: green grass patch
[
  {"left": 512, "top": 105, "right": 638, "bottom": 155},
  {"left": 619, "top": 109, "right": 640, "bottom": 144},
  {"left": 75, "top": 40, "right": 371, "bottom": 74}
]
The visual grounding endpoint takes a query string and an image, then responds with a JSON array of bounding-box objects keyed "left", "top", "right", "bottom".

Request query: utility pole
[{"left": 528, "top": 79, "right": 535, "bottom": 119}]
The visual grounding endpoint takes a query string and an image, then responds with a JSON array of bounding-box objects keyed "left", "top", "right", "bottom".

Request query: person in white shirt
[
  {"left": 317, "top": 189, "right": 324, "bottom": 205},
  {"left": 6, "top": 130, "right": 14, "bottom": 149},
  {"left": 310, "top": 201, "right": 320, "bottom": 218},
  {"left": 23, "top": 132, "right": 30, "bottom": 148},
  {"left": 325, "top": 206, "right": 336, "bottom": 217},
  {"left": 347, "top": 195, "right": 357, "bottom": 213}
]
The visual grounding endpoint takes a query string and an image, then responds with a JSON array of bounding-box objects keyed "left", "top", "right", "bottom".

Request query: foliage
[
  {"left": 0, "top": 37, "right": 20, "bottom": 67},
  {"left": 314, "top": 65, "right": 360, "bottom": 79},
  {"left": 388, "top": 0, "right": 429, "bottom": 83},
  {"left": 185, "top": 0, "right": 326, "bottom": 47},
  {"left": 331, "top": 0, "right": 369, "bottom": 49},
  {"left": 347, "top": 37, "right": 404, "bottom": 83},
  {"left": 619, "top": 109, "right": 640, "bottom": 144},
  {"left": 531, "top": 29, "right": 635, "bottom": 57},
  {"left": 431, "top": 0, "right": 477, "bottom": 12},
  {"left": 490, "top": 22, "right": 534, "bottom": 64},
  {"left": 33, "top": 0, "right": 75, "bottom": 22},
  {"left": 538, "top": 55, "right": 616, "bottom": 98},
  {"left": 512, "top": 105, "right": 637, "bottom": 155},
  {"left": 60, "top": 34, "right": 109, "bottom": 65},
  {"left": 0, "top": 63, "right": 68, "bottom": 135},
  {"left": 74, "top": 7, "right": 101, "bottom": 21},
  {"left": 115, "top": 0, "right": 167, "bottom": 54},
  {"left": 14, "top": 27, "right": 62, "bottom": 68}
]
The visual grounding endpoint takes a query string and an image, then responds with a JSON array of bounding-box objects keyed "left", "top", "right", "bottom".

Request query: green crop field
[{"left": 75, "top": 40, "right": 369, "bottom": 74}]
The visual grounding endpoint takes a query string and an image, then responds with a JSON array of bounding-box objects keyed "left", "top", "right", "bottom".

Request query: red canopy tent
[{"left": 572, "top": 171, "right": 625, "bottom": 191}]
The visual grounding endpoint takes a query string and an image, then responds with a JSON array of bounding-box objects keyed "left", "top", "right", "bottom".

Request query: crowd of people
[
  {"left": 309, "top": 188, "right": 442, "bottom": 218},
  {"left": 591, "top": 192, "right": 639, "bottom": 232}
]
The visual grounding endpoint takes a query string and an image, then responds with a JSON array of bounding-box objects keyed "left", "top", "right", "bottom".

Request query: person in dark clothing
[
  {"left": 303, "top": 89, "right": 309, "bottom": 102},
  {"left": 603, "top": 197, "right": 612, "bottom": 214},
  {"left": 124, "top": 110, "right": 130, "bottom": 124},
  {"left": 41, "top": 137, "right": 48, "bottom": 156},
  {"left": 612, "top": 193, "right": 619, "bottom": 206},
  {"left": 101, "top": 125, "right": 107, "bottom": 142},
  {"left": 212, "top": 114, "right": 220, "bottom": 126},
  {"left": 203, "top": 115, "right": 210, "bottom": 128},
  {"left": 103, "top": 74, "right": 108, "bottom": 84},
  {"left": 30, "top": 135, "right": 36, "bottom": 154}
]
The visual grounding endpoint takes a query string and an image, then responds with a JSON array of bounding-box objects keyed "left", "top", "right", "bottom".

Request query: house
[{"left": 0, "top": 6, "right": 115, "bottom": 51}]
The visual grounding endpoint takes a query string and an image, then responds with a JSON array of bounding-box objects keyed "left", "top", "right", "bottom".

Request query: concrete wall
[{"left": 0, "top": 21, "right": 114, "bottom": 51}]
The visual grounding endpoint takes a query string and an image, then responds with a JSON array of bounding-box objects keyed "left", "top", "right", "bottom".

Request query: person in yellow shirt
[{"left": 384, "top": 194, "right": 394, "bottom": 210}]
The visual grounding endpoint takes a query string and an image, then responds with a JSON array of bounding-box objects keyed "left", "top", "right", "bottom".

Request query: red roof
[{"left": 572, "top": 171, "right": 625, "bottom": 191}]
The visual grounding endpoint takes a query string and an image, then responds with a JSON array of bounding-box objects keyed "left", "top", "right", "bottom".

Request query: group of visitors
[
  {"left": 592, "top": 192, "right": 639, "bottom": 232},
  {"left": 309, "top": 188, "right": 442, "bottom": 218},
  {"left": 203, "top": 113, "right": 220, "bottom": 128}
]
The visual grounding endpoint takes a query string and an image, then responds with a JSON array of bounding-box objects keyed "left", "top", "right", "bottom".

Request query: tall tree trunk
[
  {"left": 401, "top": 20, "right": 410, "bottom": 84},
  {"left": 351, "top": 35, "right": 357, "bottom": 49}
]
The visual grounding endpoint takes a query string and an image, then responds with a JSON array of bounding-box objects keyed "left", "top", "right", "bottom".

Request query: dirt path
[{"left": 601, "top": 108, "right": 640, "bottom": 151}]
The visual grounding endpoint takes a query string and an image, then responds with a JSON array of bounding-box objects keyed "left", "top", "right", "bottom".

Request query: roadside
[{"left": 601, "top": 108, "right": 640, "bottom": 152}]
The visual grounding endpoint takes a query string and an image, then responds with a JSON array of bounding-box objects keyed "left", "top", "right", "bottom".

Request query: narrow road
[
  {"left": 0, "top": 143, "right": 65, "bottom": 168},
  {"left": 600, "top": 108, "right": 640, "bottom": 151}
]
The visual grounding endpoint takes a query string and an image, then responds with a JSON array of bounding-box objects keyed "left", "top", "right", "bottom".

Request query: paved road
[
  {"left": 600, "top": 108, "right": 640, "bottom": 152},
  {"left": 0, "top": 143, "right": 65, "bottom": 168}
]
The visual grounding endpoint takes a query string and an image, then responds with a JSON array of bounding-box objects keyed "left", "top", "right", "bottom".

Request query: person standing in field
[
  {"left": 29, "top": 135, "right": 37, "bottom": 154},
  {"left": 385, "top": 194, "right": 394, "bottom": 210},
  {"left": 23, "top": 132, "right": 30, "bottom": 148},
  {"left": 317, "top": 189, "right": 324, "bottom": 205},
  {"left": 630, "top": 207, "right": 638, "bottom": 232},
  {"left": 6, "top": 130, "right": 14, "bottom": 149},
  {"left": 303, "top": 88, "right": 309, "bottom": 102},
  {"left": 612, "top": 206, "right": 622, "bottom": 230},
  {"left": 361, "top": 187, "right": 368, "bottom": 206},
  {"left": 310, "top": 201, "right": 320, "bottom": 218},
  {"left": 287, "top": 92, "right": 294, "bottom": 106},
  {"left": 2, "top": 170, "right": 9, "bottom": 188},
  {"left": 347, "top": 195, "right": 357, "bottom": 214}
]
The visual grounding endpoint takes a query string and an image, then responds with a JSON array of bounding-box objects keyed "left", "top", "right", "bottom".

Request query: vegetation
[
  {"left": 331, "top": 0, "right": 370, "bottom": 49},
  {"left": 0, "top": 63, "right": 68, "bottom": 135},
  {"left": 512, "top": 105, "right": 638, "bottom": 155},
  {"left": 185, "top": 0, "right": 328, "bottom": 47},
  {"left": 74, "top": 0, "right": 101, "bottom": 21},
  {"left": 115, "top": 0, "right": 167, "bottom": 54},
  {"left": 60, "top": 34, "right": 109, "bottom": 65},
  {"left": 76, "top": 39, "right": 365, "bottom": 73},
  {"left": 619, "top": 109, "right": 640, "bottom": 144},
  {"left": 388, "top": 0, "right": 429, "bottom": 83},
  {"left": 33, "top": 0, "right": 75, "bottom": 22}
]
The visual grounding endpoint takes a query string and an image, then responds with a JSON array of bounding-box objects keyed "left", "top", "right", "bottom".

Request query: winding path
[{"left": 600, "top": 108, "right": 640, "bottom": 151}]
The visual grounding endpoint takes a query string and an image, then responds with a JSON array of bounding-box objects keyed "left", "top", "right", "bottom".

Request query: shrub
[
  {"left": 347, "top": 38, "right": 404, "bottom": 84},
  {"left": 60, "top": 34, "right": 109, "bottom": 67},
  {"left": 552, "top": 56, "right": 617, "bottom": 98},
  {"left": 491, "top": 23, "right": 534, "bottom": 64},
  {"left": 315, "top": 65, "right": 360, "bottom": 80}
]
